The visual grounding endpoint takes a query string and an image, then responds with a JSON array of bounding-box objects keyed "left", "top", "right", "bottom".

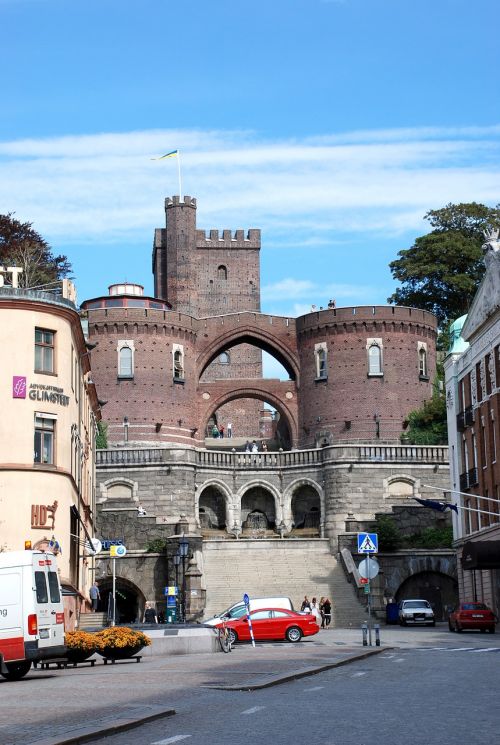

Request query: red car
[
  {"left": 216, "top": 607, "right": 319, "bottom": 644},
  {"left": 449, "top": 602, "right": 496, "bottom": 633}
]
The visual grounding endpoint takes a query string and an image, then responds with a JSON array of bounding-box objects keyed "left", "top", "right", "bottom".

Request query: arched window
[
  {"left": 173, "top": 346, "right": 184, "bottom": 381},
  {"left": 418, "top": 343, "right": 428, "bottom": 379},
  {"left": 219, "top": 351, "right": 230, "bottom": 364},
  {"left": 368, "top": 344, "right": 382, "bottom": 375},
  {"left": 118, "top": 342, "right": 134, "bottom": 378},
  {"left": 217, "top": 265, "right": 227, "bottom": 280},
  {"left": 314, "top": 342, "right": 328, "bottom": 380}
]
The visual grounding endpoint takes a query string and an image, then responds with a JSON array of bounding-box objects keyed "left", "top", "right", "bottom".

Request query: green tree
[
  {"left": 403, "top": 387, "right": 448, "bottom": 445},
  {"left": 96, "top": 421, "right": 108, "bottom": 449},
  {"left": 388, "top": 202, "right": 500, "bottom": 330},
  {"left": 374, "top": 514, "right": 402, "bottom": 552},
  {"left": 0, "top": 213, "right": 72, "bottom": 289}
]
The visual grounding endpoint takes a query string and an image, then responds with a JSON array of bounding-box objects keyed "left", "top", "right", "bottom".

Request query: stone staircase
[
  {"left": 201, "top": 539, "right": 367, "bottom": 628},
  {"left": 77, "top": 612, "right": 107, "bottom": 630}
]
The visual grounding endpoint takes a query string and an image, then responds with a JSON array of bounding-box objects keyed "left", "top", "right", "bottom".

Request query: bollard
[
  {"left": 374, "top": 623, "right": 380, "bottom": 646},
  {"left": 361, "top": 623, "right": 368, "bottom": 646}
]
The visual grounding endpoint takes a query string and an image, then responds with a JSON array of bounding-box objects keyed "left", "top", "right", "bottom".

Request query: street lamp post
[
  {"left": 179, "top": 536, "right": 189, "bottom": 623},
  {"left": 173, "top": 552, "right": 181, "bottom": 621}
]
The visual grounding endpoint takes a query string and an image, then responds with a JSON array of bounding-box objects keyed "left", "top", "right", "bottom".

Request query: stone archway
[
  {"left": 395, "top": 571, "right": 458, "bottom": 622},
  {"left": 290, "top": 484, "right": 321, "bottom": 536},
  {"left": 239, "top": 482, "right": 281, "bottom": 537},
  {"left": 198, "top": 485, "right": 228, "bottom": 536},
  {"left": 96, "top": 576, "right": 146, "bottom": 624}
]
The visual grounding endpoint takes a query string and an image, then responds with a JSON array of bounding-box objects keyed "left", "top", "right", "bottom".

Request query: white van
[
  {"left": 204, "top": 596, "right": 294, "bottom": 626},
  {"left": 0, "top": 550, "right": 66, "bottom": 680}
]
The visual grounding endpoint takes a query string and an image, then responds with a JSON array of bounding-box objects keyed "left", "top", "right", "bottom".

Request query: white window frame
[
  {"left": 314, "top": 342, "right": 328, "bottom": 380},
  {"left": 418, "top": 341, "right": 428, "bottom": 378},
  {"left": 34, "top": 413, "right": 56, "bottom": 464},
  {"left": 367, "top": 338, "right": 383, "bottom": 376},
  {"left": 173, "top": 343, "right": 185, "bottom": 381},
  {"left": 117, "top": 340, "right": 135, "bottom": 379}
]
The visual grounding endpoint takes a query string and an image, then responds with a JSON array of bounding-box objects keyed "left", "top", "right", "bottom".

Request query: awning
[{"left": 461, "top": 540, "right": 500, "bottom": 570}]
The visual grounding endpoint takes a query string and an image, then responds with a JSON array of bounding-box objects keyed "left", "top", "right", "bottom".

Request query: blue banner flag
[{"left": 413, "top": 497, "right": 458, "bottom": 514}]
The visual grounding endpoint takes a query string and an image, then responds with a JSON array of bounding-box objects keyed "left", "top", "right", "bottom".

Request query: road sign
[
  {"left": 85, "top": 538, "right": 102, "bottom": 556},
  {"left": 359, "top": 577, "right": 369, "bottom": 585},
  {"left": 164, "top": 586, "right": 179, "bottom": 596},
  {"left": 358, "top": 557, "right": 380, "bottom": 580},
  {"left": 110, "top": 544, "right": 127, "bottom": 557},
  {"left": 357, "top": 532, "right": 378, "bottom": 554},
  {"left": 243, "top": 593, "right": 250, "bottom": 606}
]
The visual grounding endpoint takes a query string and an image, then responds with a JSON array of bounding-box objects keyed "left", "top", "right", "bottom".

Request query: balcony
[
  {"left": 460, "top": 468, "right": 479, "bottom": 491},
  {"left": 456, "top": 412, "right": 465, "bottom": 432},
  {"left": 459, "top": 472, "right": 469, "bottom": 491},
  {"left": 464, "top": 406, "right": 474, "bottom": 427},
  {"left": 468, "top": 467, "right": 479, "bottom": 487}
]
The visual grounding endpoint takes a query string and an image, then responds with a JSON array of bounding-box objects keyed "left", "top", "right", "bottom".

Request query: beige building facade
[{"left": 0, "top": 280, "right": 101, "bottom": 628}]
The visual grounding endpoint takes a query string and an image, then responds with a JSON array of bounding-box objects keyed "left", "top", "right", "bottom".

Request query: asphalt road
[{"left": 85, "top": 637, "right": 500, "bottom": 745}]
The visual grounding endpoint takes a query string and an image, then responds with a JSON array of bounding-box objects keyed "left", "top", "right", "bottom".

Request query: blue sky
[{"left": 0, "top": 0, "right": 499, "bottom": 324}]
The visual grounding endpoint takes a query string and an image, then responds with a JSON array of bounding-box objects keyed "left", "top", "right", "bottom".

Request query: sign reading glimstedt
[{"left": 357, "top": 532, "right": 378, "bottom": 554}]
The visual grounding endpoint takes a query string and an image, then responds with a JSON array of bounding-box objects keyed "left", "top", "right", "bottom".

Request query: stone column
[{"left": 185, "top": 557, "right": 206, "bottom": 621}]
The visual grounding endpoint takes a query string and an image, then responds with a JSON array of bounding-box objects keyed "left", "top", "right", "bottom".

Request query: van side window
[
  {"left": 48, "top": 572, "right": 61, "bottom": 603},
  {"left": 35, "top": 572, "right": 49, "bottom": 603}
]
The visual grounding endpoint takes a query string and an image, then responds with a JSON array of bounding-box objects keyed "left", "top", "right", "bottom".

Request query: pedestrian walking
[
  {"left": 301, "top": 595, "right": 312, "bottom": 612},
  {"left": 227, "top": 422, "right": 232, "bottom": 437},
  {"left": 319, "top": 596, "right": 326, "bottom": 628},
  {"left": 89, "top": 581, "right": 100, "bottom": 612},
  {"left": 323, "top": 597, "right": 332, "bottom": 627},
  {"left": 310, "top": 597, "right": 322, "bottom": 626},
  {"left": 244, "top": 440, "right": 251, "bottom": 452},
  {"left": 219, "top": 425, "right": 225, "bottom": 438},
  {"left": 144, "top": 603, "right": 157, "bottom": 623},
  {"left": 212, "top": 424, "right": 219, "bottom": 438}
]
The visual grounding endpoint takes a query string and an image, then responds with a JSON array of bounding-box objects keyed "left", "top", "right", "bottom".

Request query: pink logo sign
[{"left": 13, "top": 376, "right": 27, "bottom": 398}]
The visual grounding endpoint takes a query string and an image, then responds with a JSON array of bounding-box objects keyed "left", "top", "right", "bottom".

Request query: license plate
[
  {"left": 472, "top": 614, "right": 483, "bottom": 618},
  {"left": 414, "top": 614, "right": 424, "bottom": 619},
  {"left": 39, "top": 629, "right": 50, "bottom": 639}
]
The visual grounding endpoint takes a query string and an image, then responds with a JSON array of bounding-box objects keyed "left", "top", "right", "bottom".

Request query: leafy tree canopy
[
  {"left": 388, "top": 202, "right": 500, "bottom": 329},
  {"left": 403, "top": 389, "right": 448, "bottom": 446},
  {"left": 0, "top": 213, "right": 72, "bottom": 289}
]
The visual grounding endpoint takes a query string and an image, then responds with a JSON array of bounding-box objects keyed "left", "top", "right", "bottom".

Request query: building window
[
  {"left": 491, "top": 410, "right": 497, "bottom": 464},
  {"left": 34, "top": 415, "right": 55, "bottom": 464},
  {"left": 173, "top": 345, "right": 184, "bottom": 381},
  {"left": 217, "top": 265, "right": 227, "bottom": 280},
  {"left": 219, "top": 351, "right": 230, "bottom": 364},
  {"left": 117, "top": 340, "right": 135, "bottom": 379},
  {"left": 418, "top": 343, "right": 428, "bottom": 379},
  {"left": 367, "top": 341, "right": 383, "bottom": 376},
  {"left": 35, "top": 328, "right": 55, "bottom": 373},
  {"left": 118, "top": 346, "right": 133, "bottom": 378},
  {"left": 314, "top": 343, "right": 328, "bottom": 380}
]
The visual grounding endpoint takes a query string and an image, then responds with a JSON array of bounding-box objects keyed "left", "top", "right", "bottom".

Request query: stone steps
[
  {"left": 78, "top": 612, "right": 107, "bottom": 629},
  {"left": 201, "top": 540, "right": 367, "bottom": 628}
]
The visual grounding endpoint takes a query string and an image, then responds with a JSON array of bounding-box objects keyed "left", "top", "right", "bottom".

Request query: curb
[
  {"left": 204, "top": 646, "right": 391, "bottom": 690},
  {"left": 27, "top": 706, "right": 176, "bottom": 745}
]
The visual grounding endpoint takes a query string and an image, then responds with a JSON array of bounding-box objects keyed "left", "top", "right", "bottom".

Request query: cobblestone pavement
[{"left": 1, "top": 624, "right": 493, "bottom": 745}]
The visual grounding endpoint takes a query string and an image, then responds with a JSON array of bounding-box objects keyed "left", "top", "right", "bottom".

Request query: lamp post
[
  {"left": 179, "top": 536, "right": 189, "bottom": 623},
  {"left": 173, "top": 552, "right": 181, "bottom": 623}
]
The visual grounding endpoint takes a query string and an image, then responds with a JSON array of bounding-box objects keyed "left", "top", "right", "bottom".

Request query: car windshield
[
  {"left": 404, "top": 600, "right": 430, "bottom": 608},
  {"left": 462, "top": 603, "right": 487, "bottom": 610}
]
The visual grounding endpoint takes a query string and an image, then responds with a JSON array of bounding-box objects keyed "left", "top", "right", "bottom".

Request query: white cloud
[{"left": 0, "top": 125, "right": 498, "bottom": 247}]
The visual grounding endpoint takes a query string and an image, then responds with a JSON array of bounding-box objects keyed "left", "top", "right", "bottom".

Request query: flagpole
[
  {"left": 177, "top": 150, "right": 182, "bottom": 200},
  {"left": 422, "top": 484, "right": 500, "bottom": 505}
]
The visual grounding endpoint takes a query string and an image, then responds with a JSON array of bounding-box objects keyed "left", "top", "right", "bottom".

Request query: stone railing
[{"left": 97, "top": 444, "right": 448, "bottom": 469}]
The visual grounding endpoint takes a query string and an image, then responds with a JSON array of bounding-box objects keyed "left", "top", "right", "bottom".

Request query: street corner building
[
  {"left": 0, "top": 277, "right": 101, "bottom": 629},
  {"left": 445, "top": 230, "right": 500, "bottom": 611},
  {"left": 80, "top": 196, "right": 457, "bottom": 627}
]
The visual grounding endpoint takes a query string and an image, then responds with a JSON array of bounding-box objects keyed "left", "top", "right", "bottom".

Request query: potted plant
[
  {"left": 65, "top": 631, "right": 98, "bottom": 663},
  {"left": 95, "top": 627, "right": 151, "bottom": 660}
]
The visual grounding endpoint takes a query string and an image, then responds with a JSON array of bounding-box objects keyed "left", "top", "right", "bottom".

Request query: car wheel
[
  {"left": 480, "top": 628, "right": 486, "bottom": 633},
  {"left": 0, "top": 660, "right": 31, "bottom": 681},
  {"left": 429, "top": 621, "right": 436, "bottom": 627},
  {"left": 448, "top": 620, "right": 454, "bottom": 632},
  {"left": 456, "top": 623, "right": 463, "bottom": 633},
  {"left": 399, "top": 619, "right": 406, "bottom": 626},
  {"left": 488, "top": 626, "right": 495, "bottom": 634},
  {"left": 286, "top": 626, "right": 303, "bottom": 643},
  {"left": 227, "top": 629, "right": 238, "bottom": 645}
]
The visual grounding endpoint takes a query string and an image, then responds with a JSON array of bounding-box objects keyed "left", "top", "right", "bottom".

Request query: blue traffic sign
[
  {"left": 357, "top": 532, "right": 378, "bottom": 554},
  {"left": 243, "top": 593, "right": 250, "bottom": 605}
]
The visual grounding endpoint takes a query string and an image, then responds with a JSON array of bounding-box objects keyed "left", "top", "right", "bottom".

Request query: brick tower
[{"left": 153, "top": 196, "right": 263, "bottom": 438}]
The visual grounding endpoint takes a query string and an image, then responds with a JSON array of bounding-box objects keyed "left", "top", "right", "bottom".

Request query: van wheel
[
  {"left": 286, "top": 626, "right": 302, "bottom": 643},
  {"left": 1, "top": 660, "right": 32, "bottom": 680}
]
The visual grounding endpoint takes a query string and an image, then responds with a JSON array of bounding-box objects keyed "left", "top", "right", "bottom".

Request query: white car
[{"left": 398, "top": 599, "right": 435, "bottom": 626}]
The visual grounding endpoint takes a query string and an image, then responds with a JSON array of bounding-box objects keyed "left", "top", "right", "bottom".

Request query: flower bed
[
  {"left": 65, "top": 631, "right": 98, "bottom": 663},
  {"left": 94, "top": 627, "right": 151, "bottom": 660}
]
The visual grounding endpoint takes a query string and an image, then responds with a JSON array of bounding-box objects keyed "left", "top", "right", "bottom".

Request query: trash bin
[{"left": 386, "top": 602, "right": 399, "bottom": 625}]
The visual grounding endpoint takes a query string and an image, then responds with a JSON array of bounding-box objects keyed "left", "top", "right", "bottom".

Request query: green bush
[
  {"left": 402, "top": 526, "right": 453, "bottom": 549},
  {"left": 374, "top": 514, "right": 402, "bottom": 552},
  {"left": 146, "top": 538, "right": 167, "bottom": 553}
]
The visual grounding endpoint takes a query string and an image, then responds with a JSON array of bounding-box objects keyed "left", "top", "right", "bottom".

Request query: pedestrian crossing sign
[{"left": 357, "top": 532, "right": 378, "bottom": 554}]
